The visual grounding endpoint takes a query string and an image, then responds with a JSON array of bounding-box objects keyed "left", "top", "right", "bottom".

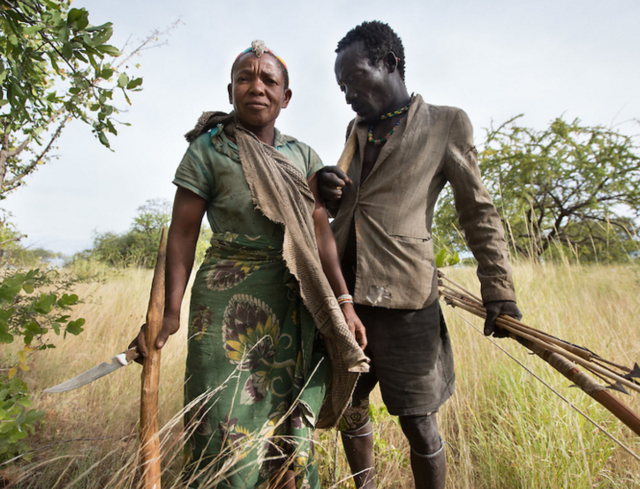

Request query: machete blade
[{"left": 43, "top": 352, "right": 134, "bottom": 393}]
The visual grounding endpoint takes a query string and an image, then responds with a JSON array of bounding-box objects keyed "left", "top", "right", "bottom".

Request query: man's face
[
  {"left": 335, "top": 41, "right": 394, "bottom": 121},
  {"left": 228, "top": 53, "right": 291, "bottom": 131}
]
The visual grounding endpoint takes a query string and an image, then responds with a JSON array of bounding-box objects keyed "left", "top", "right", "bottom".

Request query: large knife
[{"left": 43, "top": 348, "right": 140, "bottom": 393}]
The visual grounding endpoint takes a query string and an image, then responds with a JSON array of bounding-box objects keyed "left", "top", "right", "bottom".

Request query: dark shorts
[{"left": 340, "top": 300, "right": 455, "bottom": 429}]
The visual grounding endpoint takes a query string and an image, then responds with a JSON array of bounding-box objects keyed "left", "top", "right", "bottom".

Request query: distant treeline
[{"left": 72, "top": 198, "right": 212, "bottom": 269}]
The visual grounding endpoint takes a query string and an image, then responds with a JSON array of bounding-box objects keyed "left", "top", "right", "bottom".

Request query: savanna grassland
[{"left": 1, "top": 261, "right": 639, "bottom": 488}]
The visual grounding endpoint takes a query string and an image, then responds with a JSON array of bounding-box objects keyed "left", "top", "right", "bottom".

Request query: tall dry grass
[{"left": 2, "top": 261, "right": 639, "bottom": 488}]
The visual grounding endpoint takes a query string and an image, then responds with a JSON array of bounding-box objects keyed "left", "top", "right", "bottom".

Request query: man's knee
[
  {"left": 399, "top": 414, "right": 441, "bottom": 455},
  {"left": 339, "top": 397, "right": 371, "bottom": 434}
]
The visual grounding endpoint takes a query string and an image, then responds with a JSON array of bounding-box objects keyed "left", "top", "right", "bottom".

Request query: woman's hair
[
  {"left": 336, "top": 21, "right": 406, "bottom": 81},
  {"left": 231, "top": 40, "right": 290, "bottom": 89}
]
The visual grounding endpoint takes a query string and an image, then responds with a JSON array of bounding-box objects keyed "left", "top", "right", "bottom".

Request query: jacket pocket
[{"left": 386, "top": 233, "right": 434, "bottom": 268}]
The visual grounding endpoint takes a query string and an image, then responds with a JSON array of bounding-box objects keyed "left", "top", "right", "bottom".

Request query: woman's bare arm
[
  {"left": 134, "top": 186, "right": 208, "bottom": 357},
  {"left": 308, "top": 173, "right": 367, "bottom": 350}
]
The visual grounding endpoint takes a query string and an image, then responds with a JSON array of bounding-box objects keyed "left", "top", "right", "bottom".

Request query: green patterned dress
[{"left": 174, "top": 126, "right": 330, "bottom": 488}]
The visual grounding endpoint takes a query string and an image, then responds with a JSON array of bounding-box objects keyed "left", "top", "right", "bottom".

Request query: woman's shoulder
[
  {"left": 276, "top": 130, "right": 315, "bottom": 158},
  {"left": 188, "top": 124, "right": 240, "bottom": 164},
  {"left": 275, "top": 129, "right": 323, "bottom": 177}
]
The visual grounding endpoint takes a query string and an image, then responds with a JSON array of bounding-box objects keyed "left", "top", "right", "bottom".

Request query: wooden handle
[
  {"left": 124, "top": 348, "right": 140, "bottom": 363},
  {"left": 140, "top": 228, "right": 167, "bottom": 489},
  {"left": 337, "top": 120, "right": 359, "bottom": 174}
]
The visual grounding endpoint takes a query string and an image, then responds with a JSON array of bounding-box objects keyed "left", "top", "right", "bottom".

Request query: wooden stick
[
  {"left": 443, "top": 294, "right": 640, "bottom": 393},
  {"left": 336, "top": 120, "right": 359, "bottom": 174},
  {"left": 140, "top": 228, "right": 167, "bottom": 489},
  {"left": 439, "top": 278, "right": 640, "bottom": 437},
  {"left": 521, "top": 337, "right": 640, "bottom": 437},
  {"left": 495, "top": 316, "right": 640, "bottom": 394}
]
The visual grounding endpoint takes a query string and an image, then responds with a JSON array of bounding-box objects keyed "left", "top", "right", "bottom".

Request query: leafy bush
[{"left": 0, "top": 268, "right": 86, "bottom": 461}]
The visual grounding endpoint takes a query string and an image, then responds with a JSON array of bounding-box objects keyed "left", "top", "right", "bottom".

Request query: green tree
[
  {"left": 433, "top": 116, "right": 640, "bottom": 261},
  {"left": 0, "top": 0, "right": 153, "bottom": 197},
  {"left": 0, "top": 0, "right": 168, "bottom": 460},
  {"left": 81, "top": 198, "right": 171, "bottom": 268}
]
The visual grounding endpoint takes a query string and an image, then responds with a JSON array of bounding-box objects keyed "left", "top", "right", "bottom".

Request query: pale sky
[{"left": 4, "top": 0, "right": 640, "bottom": 255}]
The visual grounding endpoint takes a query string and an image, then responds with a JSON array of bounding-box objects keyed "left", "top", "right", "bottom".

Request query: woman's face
[{"left": 228, "top": 53, "right": 292, "bottom": 132}]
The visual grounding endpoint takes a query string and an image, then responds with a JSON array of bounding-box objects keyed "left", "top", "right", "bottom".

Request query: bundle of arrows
[{"left": 438, "top": 270, "right": 640, "bottom": 439}]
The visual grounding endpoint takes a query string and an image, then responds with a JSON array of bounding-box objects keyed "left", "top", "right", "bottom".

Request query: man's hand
[
  {"left": 128, "top": 312, "right": 181, "bottom": 364},
  {"left": 318, "top": 166, "right": 352, "bottom": 202},
  {"left": 484, "top": 300, "right": 522, "bottom": 338},
  {"left": 340, "top": 302, "right": 368, "bottom": 350}
]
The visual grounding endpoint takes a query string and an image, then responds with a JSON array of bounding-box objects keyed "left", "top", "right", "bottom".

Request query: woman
[{"left": 133, "top": 40, "right": 368, "bottom": 489}]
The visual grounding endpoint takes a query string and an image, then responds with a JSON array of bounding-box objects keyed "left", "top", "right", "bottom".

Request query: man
[{"left": 319, "top": 21, "right": 522, "bottom": 489}]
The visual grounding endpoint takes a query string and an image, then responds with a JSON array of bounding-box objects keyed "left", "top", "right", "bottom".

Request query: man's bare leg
[
  {"left": 341, "top": 421, "right": 376, "bottom": 489},
  {"left": 399, "top": 414, "right": 445, "bottom": 489}
]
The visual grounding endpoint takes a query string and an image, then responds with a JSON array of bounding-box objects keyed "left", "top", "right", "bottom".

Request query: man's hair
[{"left": 336, "top": 21, "right": 406, "bottom": 81}]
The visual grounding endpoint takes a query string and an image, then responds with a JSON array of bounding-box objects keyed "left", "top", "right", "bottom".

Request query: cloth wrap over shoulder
[{"left": 185, "top": 112, "right": 369, "bottom": 428}]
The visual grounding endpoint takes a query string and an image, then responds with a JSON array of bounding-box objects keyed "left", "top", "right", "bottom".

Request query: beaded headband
[{"left": 236, "top": 40, "right": 288, "bottom": 75}]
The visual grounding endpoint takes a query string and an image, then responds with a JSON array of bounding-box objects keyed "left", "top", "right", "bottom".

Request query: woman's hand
[
  {"left": 128, "top": 312, "right": 181, "bottom": 363},
  {"left": 340, "top": 302, "right": 367, "bottom": 350}
]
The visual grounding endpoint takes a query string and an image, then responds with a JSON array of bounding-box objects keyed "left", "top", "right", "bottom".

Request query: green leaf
[
  {"left": 0, "top": 283, "right": 22, "bottom": 303},
  {"left": 57, "top": 294, "right": 79, "bottom": 307},
  {"left": 61, "top": 42, "right": 73, "bottom": 59},
  {"left": 96, "top": 44, "right": 121, "bottom": 56},
  {"left": 97, "top": 131, "right": 110, "bottom": 148},
  {"left": 100, "top": 67, "right": 114, "bottom": 79},
  {"left": 66, "top": 8, "right": 89, "bottom": 30},
  {"left": 0, "top": 331, "right": 14, "bottom": 344},
  {"left": 65, "top": 318, "right": 85, "bottom": 336},
  {"left": 90, "top": 26, "right": 113, "bottom": 46},
  {"left": 74, "top": 50, "right": 88, "bottom": 63},
  {"left": 86, "top": 22, "right": 114, "bottom": 33},
  {"left": 126, "top": 77, "right": 143, "bottom": 90},
  {"left": 18, "top": 398, "right": 31, "bottom": 408},
  {"left": 34, "top": 293, "right": 57, "bottom": 314},
  {"left": 117, "top": 72, "right": 129, "bottom": 88},
  {"left": 435, "top": 248, "right": 448, "bottom": 268},
  {"left": 25, "top": 409, "right": 45, "bottom": 424},
  {"left": 58, "top": 26, "right": 70, "bottom": 43},
  {"left": 16, "top": 408, "right": 26, "bottom": 426},
  {"left": 25, "top": 322, "right": 42, "bottom": 335}
]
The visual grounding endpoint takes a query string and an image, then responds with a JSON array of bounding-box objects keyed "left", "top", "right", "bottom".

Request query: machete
[{"left": 43, "top": 348, "right": 140, "bottom": 393}]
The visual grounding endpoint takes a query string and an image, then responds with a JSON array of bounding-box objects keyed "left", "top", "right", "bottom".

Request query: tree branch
[{"left": 2, "top": 116, "right": 67, "bottom": 191}]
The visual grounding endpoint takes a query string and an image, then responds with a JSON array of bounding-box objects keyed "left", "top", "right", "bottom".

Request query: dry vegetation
[{"left": 1, "top": 261, "right": 639, "bottom": 488}]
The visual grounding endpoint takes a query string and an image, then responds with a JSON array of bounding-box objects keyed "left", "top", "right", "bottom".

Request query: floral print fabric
[{"left": 184, "top": 233, "right": 329, "bottom": 489}]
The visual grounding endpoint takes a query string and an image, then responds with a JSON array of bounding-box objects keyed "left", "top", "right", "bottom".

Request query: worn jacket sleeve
[{"left": 443, "top": 110, "right": 516, "bottom": 303}]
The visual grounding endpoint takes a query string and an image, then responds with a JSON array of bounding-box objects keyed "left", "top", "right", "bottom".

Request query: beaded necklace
[
  {"left": 379, "top": 101, "right": 411, "bottom": 120},
  {"left": 367, "top": 101, "right": 411, "bottom": 145}
]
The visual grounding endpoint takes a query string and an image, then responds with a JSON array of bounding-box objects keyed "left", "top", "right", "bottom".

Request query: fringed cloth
[{"left": 186, "top": 112, "right": 369, "bottom": 429}]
